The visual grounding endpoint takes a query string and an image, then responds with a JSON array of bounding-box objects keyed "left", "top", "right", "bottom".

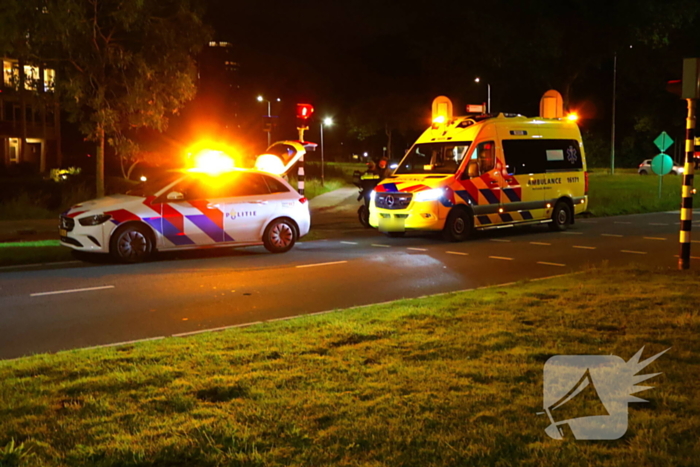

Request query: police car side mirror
[{"left": 167, "top": 191, "right": 184, "bottom": 201}]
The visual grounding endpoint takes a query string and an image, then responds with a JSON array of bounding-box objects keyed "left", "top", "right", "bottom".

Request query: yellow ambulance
[{"left": 369, "top": 92, "right": 589, "bottom": 240}]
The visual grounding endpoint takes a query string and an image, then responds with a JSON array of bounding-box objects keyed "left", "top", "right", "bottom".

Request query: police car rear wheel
[
  {"left": 263, "top": 219, "right": 297, "bottom": 253},
  {"left": 443, "top": 209, "right": 472, "bottom": 242},
  {"left": 110, "top": 224, "right": 153, "bottom": 263},
  {"left": 549, "top": 202, "right": 572, "bottom": 231}
]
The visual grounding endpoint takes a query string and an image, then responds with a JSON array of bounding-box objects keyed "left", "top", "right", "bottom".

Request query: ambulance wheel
[
  {"left": 442, "top": 208, "right": 473, "bottom": 242},
  {"left": 263, "top": 218, "right": 297, "bottom": 253},
  {"left": 110, "top": 223, "right": 154, "bottom": 263},
  {"left": 549, "top": 201, "right": 572, "bottom": 231},
  {"left": 358, "top": 205, "right": 370, "bottom": 228}
]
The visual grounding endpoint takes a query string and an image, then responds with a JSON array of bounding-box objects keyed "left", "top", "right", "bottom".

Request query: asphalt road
[{"left": 1, "top": 209, "right": 699, "bottom": 360}]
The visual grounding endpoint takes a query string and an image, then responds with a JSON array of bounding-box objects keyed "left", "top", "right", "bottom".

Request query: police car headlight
[
  {"left": 78, "top": 214, "right": 112, "bottom": 226},
  {"left": 370, "top": 190, "right": 376, "bottom": 201},
  {"left": 414, "top": 188, "right": 444, "bottom": 202}
]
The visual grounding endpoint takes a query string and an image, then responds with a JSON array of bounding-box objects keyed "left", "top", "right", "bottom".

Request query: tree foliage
[{"left": 1, "top": 0, "right": 211, "bottom": 195}]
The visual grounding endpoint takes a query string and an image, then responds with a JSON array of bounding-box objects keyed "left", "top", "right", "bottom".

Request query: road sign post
[{"left": 652, "top": 132, "right": 674, "bottom": 199}]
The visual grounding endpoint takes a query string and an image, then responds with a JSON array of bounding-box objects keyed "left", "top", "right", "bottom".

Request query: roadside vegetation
[
  {"left": 0, "top": 241, "right": 70, "bottom": 268},
  {"left": 1, "top": 265, "right": 698, "bottom": 466},
  {"left": 586, "top": 170, "right": 683, "bottom": 217}
]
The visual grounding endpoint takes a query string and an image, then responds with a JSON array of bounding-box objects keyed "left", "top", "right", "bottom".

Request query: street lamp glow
[
  {"left": 475, "top": 77, "right": 480, "bottom": 83},
  {"left": 323, "top": 117, "right": 333, "bottom": 126},
  {"left": 257, "top": 95, "right": 263, "bottom": 102}
]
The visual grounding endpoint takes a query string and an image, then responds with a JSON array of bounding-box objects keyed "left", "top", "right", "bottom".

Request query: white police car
[{"left": 59, "top": 168, "right": 310, "bottom": 262}]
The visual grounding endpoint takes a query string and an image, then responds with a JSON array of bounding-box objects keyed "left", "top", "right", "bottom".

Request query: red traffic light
[{"left": 296, "top": 103, "right": 314, "bottom": 120}]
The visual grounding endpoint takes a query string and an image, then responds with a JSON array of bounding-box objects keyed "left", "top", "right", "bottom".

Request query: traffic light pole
[
  {"left": 679, "top": 98, "right": 696, "bottom": 270},
  {"left": 297, "top": 125, "right": 307, "bottom": 196}
]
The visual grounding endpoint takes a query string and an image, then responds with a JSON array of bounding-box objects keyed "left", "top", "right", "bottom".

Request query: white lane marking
[
  {"left": 371, "top": 244, "right": 391, "bottom": 248},
  {"left": 296, "top": 260, "right": 348, "bottom": 269},
  {"left": 579, "top": 220, "right": 597, "bottom": 223},
  {"left": 649, "top": 223, "right": 669, "bottom": 226},
  {"left": 538, "top": 261, "right": 566, "bottom": 267},
  {"left": 601, "top": 234, "right": 623, "bottom": 238},
  {"left": 489, "top": 256, "right": 514, "bottom": 261},
  {"left": 446, "top": 251, "right": 469, "bottom": 256},
  {"left": 79, "top": 336, "right": 165, "bottom": 351},
  {"left": 340, "top": 241, "right": 358, "bottom": 245},
  {"left": 490, "top": 239, "right": 511, "bottom": 243},
  {"left": 615, "top": 222, "right": 632, "bottom": 225},
  {"left": 407, "top": 247, "right": 428, "bottom": 251},
  {"left": 530, "top": 242, "right": 551, "bottom": 246},
  {"left": 30, "top": 285, "right": 115, "bottom": 297},
  {"left": 0, "top": 260, "right": 81, "bottom": 271},
  {"left": 573, "top": 246, "right": 596, "bottom": 250},
  {"left": 643, "top": 237, "right": 667, "bottom": 241},
  {"left": 173, "top": 322, "right": 263, "bottom": 337},
  {"left": 621, "top": 250, "right": 647, "bottom": 255},
  {"left": 674, "top": 255, "right": 700, "bottom": 260},
  {"left": 562, "top": 231, "right": 583, "bottom": 235}
]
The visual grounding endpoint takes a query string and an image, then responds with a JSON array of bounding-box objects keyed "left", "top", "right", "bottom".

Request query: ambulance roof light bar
[{"left": 432, "top": 96, "right": 453, "bottom": 127}]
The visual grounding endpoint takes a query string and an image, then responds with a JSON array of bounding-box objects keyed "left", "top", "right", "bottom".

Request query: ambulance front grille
[{"left": 375, "top": 192, "right": 412, "bottom": 210}]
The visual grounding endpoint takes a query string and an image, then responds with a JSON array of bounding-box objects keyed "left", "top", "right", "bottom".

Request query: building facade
[{"left": 1, "top": 57, "right": 60, "bottom": 173}]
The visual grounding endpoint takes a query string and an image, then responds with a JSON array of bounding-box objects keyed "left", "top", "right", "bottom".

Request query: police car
[{"left": 59, "top": 168, "right": 310, "bottom": 262}]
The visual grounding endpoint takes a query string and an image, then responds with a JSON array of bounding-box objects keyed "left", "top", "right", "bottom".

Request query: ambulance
[{"left": 369, "top": 92, "right": 589, "bottom": 240}]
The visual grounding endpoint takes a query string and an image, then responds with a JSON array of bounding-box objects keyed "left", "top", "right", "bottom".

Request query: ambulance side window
[{"left": 475, "top": 141, "right": 496, "bottom": 174}]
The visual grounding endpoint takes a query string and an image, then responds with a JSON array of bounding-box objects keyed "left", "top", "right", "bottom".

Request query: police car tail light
[
  {"left": 414, "top": 188, "right": 444, "bottom": 202},
  {"left": 298, "top": 197, "right": 308, "bottom": 204}
]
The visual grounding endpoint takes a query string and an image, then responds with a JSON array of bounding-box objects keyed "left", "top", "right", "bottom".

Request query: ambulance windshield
[{"left": 395, "top": 142, "right": 472, "bottom": 174}]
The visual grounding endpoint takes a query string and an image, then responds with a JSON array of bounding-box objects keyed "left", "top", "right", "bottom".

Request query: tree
[
  {"left": 347, "top": 94, "right": 426, "bottom": 160},
  {"left": 45, "top": 0, "right": 210, "bottom": 197}
]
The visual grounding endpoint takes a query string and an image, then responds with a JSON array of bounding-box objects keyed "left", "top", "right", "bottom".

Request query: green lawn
[
  {"left": 1, "top": 265, "right": 698, "bottom": 466},
  {"left": 586, "top": 171, "right": 683, "bottom": 217},
  {"left": 0, "top": 240, "right": 71, "bottom": 267}
]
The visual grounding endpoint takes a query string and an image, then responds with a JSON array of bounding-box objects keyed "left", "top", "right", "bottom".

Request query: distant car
[
  {"left": 59, "top": 169, "right": 310, "bottom": 262},
  {"left": 638, "top": 159, "right": 684, "bottom": 175}
]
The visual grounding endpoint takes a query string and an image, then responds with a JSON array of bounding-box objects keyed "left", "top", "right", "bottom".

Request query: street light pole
[
  {"left": 320, "top": 117, "right": 333, "bottom": 187},
  {"left": 257, "top": 96, "right": 280, "bottom": 148},
  {"left": 487, "top": 83, "right": 491, "bottom": 114},
  {"left": 475, "top": 77, "right": 491, "bottom": 113},
  {"left": 611, "top": 53, "right": 617, "bottom": 175}
]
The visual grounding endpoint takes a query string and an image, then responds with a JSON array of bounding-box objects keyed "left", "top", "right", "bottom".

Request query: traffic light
[
  {"left": 666, "top": 58, "right": 700, "bottom": 98},
  {"left": 296, "top": 103, "right": 314, "bottom": 121}
]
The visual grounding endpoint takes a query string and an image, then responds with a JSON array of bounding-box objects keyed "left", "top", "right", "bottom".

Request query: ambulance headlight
[
  {"left": 370, "top": 190, "right": 376, "bottom": 201},
  {"left": 78, "top": 214, "right": 112, "bottom": 226},
  {"left": 414, "top": 188, "right": 444, "bottom": 202}
]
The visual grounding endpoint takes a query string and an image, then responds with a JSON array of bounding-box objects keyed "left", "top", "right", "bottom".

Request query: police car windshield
[
  {"left": 126, "top": 172, "right": 183, "bottom": 197},
  {"left": 395, "top": 142, "right": 472, "bottom": 174}
]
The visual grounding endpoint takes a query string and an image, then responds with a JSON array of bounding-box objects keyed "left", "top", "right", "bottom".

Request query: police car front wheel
[
  {"left": 549, "top": 202, "right": 572, "bottom": 231},
  {"left": 110, "top": 224, "right": 154, "bottom": 263},
  {"left": 263, "top": 218, "right": 297, "bottom": 253}
]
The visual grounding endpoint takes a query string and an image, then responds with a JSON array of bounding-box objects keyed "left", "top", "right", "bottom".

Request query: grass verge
[
  {"left": 0, "top": 240, "right": 71, "bottom": 268},
  {"left": 1, "top": 265, "right": 698, "bottom": 466},
  {"left": 587, "top": 172, "right": 683, "bottom": 217}
]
